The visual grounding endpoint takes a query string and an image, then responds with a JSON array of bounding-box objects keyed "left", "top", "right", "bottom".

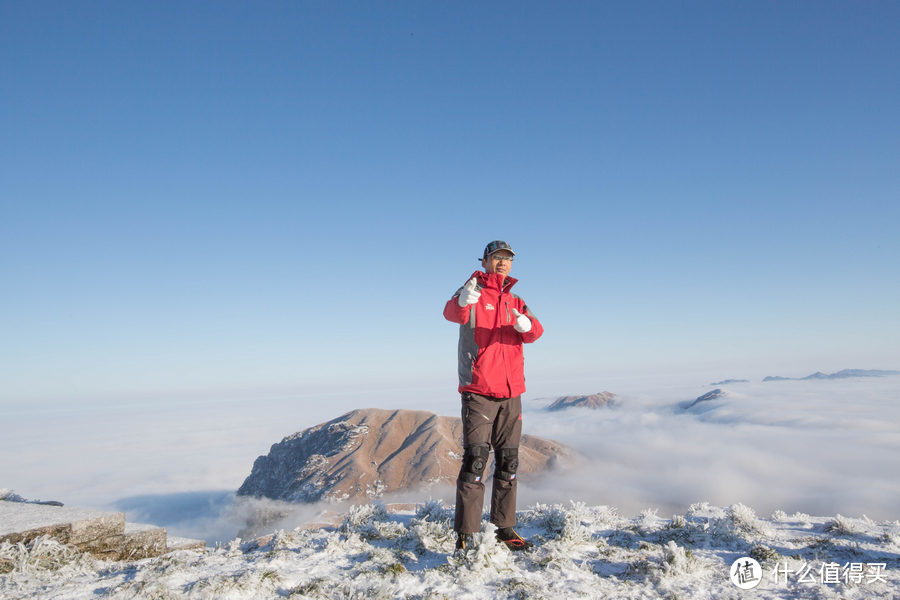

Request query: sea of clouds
[{"left": 3, "top": 371, "right": 898, "bottom": 543}]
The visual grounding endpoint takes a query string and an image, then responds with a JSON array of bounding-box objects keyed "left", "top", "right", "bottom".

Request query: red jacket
[{"left": 443, "top": 271, "right": 543, "bottom": 398}]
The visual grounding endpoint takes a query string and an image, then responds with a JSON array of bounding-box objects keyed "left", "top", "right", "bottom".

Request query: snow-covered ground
[{"left": 3, "top": 500, "right": 899, "bottom": 599}]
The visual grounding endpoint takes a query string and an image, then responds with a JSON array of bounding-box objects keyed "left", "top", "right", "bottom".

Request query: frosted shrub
[
  {"left": 344, "top": 503, "right": 389, "bottom": 529},
  {"left": 521, "top": 503, "right": 569, "bottom": 538},
  {"left": 0, "top": 536, "right": 85, "bottom": 575},
  {"left": 447, "top": 523, "right": 516, "bottom": 574},
  {"left": 686, "top": 502, "right": 719, "bottom": 518},
  {"left": 750, "top": 543, "right": 781, "bottom": 566},
  {"left": 406, "top": 518, "right": 455, "bottom": 554},
  {"left": 567, "top": 501, "right": 621, "bottom": 531},
  {"left": 524, "top": 503, "right": 597, "bottom": 549},
  {"left": 654, "top": 513, "right": 698, "bottom": 548},
  {"left": 668, "top": 515, "right": 687, "bottom": 530},
  {"left": 637, "top": 508, "right": 664, "bottom": 535},
  {"left": 726, "top": 503, "right": 773, "bottom": 538},
  {"left": 824, "top": 514, "right": 861, "bottom": 536},
  {"left": 660, "top": 540, "right": 695, "bottom": 576},
  {"left": 343, "top": 503, "right": 393, "bottom": 540},
  {"left": 365, "top": 546, "right": 398, "bottom": 568},
  {"left": 415, "top": 499, "right": 453, "bottom": 523}
]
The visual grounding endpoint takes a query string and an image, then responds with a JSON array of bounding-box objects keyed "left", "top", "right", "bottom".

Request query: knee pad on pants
[
  {"left": 495, "top": 447, "right": 519, "bottom": 481},
  {"left": 460, "top": 444, "right": 490, "bottom": 483}
]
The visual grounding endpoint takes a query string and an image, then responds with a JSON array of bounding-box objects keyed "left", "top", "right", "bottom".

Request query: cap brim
[{"left": 481, "top": 250, "right": 516, "bottom": 260}]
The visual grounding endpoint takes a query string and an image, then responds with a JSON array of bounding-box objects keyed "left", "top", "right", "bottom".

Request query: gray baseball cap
[{"left": 481, "top": 240, "right": 516, "bottom": 260}]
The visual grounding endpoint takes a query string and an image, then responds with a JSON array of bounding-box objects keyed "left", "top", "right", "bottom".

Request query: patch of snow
[{"left": 5, "top": 500, "right": 896, "bottom": 598}]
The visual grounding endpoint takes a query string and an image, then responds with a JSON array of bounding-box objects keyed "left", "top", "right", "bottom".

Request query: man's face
[{"left": 482, "top": 250, "right": 514, "bottom": 277}]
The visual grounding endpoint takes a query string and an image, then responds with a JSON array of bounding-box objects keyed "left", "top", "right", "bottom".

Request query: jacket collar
[{"left": 472, "top": 270, "right": 517, "bottom": 293}]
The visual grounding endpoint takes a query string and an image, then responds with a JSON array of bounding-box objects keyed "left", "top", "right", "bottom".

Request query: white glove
[
  {"left": 457, "top": 277, "right": 481, "bottom": 307},
  {"left": 511, "top": 308, "right": 532, "bottom": 333}
]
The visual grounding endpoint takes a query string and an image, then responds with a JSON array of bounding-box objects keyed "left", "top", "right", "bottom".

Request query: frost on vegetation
[
  {"left": 447, "top": 523, "right": 517, "bottom": 575},
  {"left": 659, "top": 540, "right": 697, "bottom": 576},
  {"left": 772, "top": 509, "right": 789, "bottom": 522},
  {"left": 624, "top": 539, "right": 712, "bottom": 587},
  {"left": 0, "top": 535, "right": 90, "bottom": 576},
  {"left": 519, "top": 501, "right": 601, "bottom": 545},
  {"left": 637, "top": 508, "right": 665, "bottom": 535},
  {"left": 520, "top": 503, "right": 568, "bottom": 538},
  {"left": 406, "top": 517, "right": 455, "bottom": 555},
  {"left": 342, "top": 502, "right": 393, "bottom": 540},
  {"left": 415, "top": 498, "right": 454, "bottom": 523},
  {"left": 726, "top": 503, "right": 774, "bottom": 539},
  {"left": 749, "top": 543, "right": 781, "bottom": 567},
  {"left": 667, "top": 514, "right": 687, "bottom": 530},
  {"left": 3, "top": 500, "right": 898, "bottom": 600},
  {"left": 824, "top": 514, "right": 861, "bottom": 536}
]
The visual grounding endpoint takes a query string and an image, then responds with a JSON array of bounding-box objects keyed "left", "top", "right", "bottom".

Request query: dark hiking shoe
[
  {"left": 455, "top": 532, "right": 474, "bottom": 552},
  {"left": 495, "top": 527, "right": 534, "bottom": 552}
]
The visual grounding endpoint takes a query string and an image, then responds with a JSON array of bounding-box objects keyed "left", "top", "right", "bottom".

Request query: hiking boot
[
  {"left": 455, "top": 532, "right": 474, "bottom": 552},
  {"left": 495, "top": 527, "right": 534, "bottom": 552}
]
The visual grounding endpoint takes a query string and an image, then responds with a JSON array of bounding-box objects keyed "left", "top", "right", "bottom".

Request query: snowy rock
[{"left": 0, "top": 490, "right": 63, "bottom": 507}]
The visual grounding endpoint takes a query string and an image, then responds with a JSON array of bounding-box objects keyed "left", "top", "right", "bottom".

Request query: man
[{"left": 443, "top": 240, "right": 544, "bottom": 552}]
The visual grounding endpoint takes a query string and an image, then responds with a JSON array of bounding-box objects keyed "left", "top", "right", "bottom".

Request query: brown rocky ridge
[
  {"left": 237, "top": 408, "right": 572, "bottom": 503},
  {"left": 545, "top": 392, "right": 617, "bottom": 411}
]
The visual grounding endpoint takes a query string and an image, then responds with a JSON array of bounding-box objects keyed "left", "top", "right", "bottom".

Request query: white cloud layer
[{"left": 3, "top": 374, "right": 898, "bottom": 542}]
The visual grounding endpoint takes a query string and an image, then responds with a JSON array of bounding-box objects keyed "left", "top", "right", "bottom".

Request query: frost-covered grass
[{"left": 2, "top": 500, "right": 898, "bottom": 599}]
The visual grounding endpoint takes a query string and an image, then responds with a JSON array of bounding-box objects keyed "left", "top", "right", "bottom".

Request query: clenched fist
[{"left": 510, "top": 308, "right": 532, "bottom": 333}]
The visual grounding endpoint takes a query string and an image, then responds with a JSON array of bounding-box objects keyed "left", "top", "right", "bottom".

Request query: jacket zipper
[{"left": 501, "top": 293, "right": 513, "bottom": 395}]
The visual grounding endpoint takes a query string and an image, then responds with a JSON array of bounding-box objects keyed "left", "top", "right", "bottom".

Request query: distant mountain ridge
[
  {"left": 763, "top": 369, "right": 900, "bottom": 382},
  {"left": 545, "top": 392, "right": 617, "bottom": 411},
  {"left": 682, "top": 388, "right": 727, "bottom": 410},
  {"left": 237, "top": 408, "right": 572, "bottom": 503}
]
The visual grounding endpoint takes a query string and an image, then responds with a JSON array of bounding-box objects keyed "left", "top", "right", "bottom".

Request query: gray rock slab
[
  {"left": 117, "top": 523, "right": 168, "bottom": 560},
  {"left": 0, "top": 500, "right": 124, "bottom": 546},
  {"left": 76, "top": 522, "right": 169, "bottom": 561},
  {"left": 0, "top": 500, "right": 205, "bottom": 560},
  {"left": 166, "top": 535, "right": 206, "bottom": 552}
]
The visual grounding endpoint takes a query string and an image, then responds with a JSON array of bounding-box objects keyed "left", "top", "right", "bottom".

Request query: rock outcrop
[
  {"left": 0, "top": 500, "right": 204, "bottom": 566},
  {"left": 237, "top": 408, "right": 571, "bottom": 503},
  {"left": 545, "top": 392, "right": 617, "bottom": 411},
  {"left": 682, "top": 388, "right": 727, "bottom": 410}
]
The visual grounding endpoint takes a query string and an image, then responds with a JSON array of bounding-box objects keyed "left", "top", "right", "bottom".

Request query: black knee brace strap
[
  {"left": 460, "top": 444, "right": 490, "bottom": 483},
  {"left": 495, "top": 447, "right": 519, "bottom": 481}
]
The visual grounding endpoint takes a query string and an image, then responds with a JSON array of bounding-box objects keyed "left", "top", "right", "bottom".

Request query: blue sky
[{"left": 2, "top": 1, "right": 898, "bottom": 403}]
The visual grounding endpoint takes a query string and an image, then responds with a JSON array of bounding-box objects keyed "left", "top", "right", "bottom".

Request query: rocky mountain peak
[
  {"left": 237, "top": 408, "right": 571, "bottom": 503},
  {"left": 545, "top": 392, "right": 618, "bottom": 411}
]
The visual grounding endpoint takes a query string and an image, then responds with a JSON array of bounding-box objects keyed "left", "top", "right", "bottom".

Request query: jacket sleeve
[
  {"left": 443, "top": 290, "right": 470, "bottom": 325},
  {"left": 518, "top": 301, "right": 543, "bottom": 343}
]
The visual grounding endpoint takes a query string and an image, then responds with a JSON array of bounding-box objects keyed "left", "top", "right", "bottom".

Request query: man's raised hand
[
  {"left": 510, "top": 308, "right": 532, "bottom": 333},
  {"left": 457, "top": 277, "right": 481, "bottom": 307}
]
